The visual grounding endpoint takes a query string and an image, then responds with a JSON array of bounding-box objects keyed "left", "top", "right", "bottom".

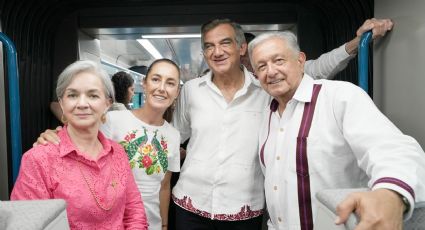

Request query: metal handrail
[
  {"left": 358, "top": 31, "right": 373, "bottom": 92},
  {"left": 0, "top": 32, "right": 22, "bottom": 184}
]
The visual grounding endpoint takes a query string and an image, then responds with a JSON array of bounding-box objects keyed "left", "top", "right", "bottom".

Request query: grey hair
[
  {"left": 201, "top": 18, "right": 246, "bottom": 50},
  {"left": 56, "top": 60, "right": 115, "bottom": 102},
  {"left": 248, "top": 31, "right": 300, "bottom": 67}
]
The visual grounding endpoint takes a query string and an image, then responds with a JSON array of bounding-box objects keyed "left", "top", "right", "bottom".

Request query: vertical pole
[
  {"left": 0, "top": 32, "right": 22, "bottom": 184},
  {"left": 358, "top": 31, "right": 373, "bottom": 92}
]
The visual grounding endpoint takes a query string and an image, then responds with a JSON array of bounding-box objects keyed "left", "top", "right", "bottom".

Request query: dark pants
[{"left": 175, "top": 205, "right": 263, "bottom": 230}]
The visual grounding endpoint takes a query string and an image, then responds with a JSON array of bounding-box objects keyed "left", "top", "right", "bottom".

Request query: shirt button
[
  {"left": 278, "top": 217, "right": 282, "bottom": 222},
  {"left": 276, "top": 156, "right": 280, "bottom": 160},
  {"left": 273, "top": 186, "right": 277, "bottom": 190},
  {"left": 279, "top": 128, "right": 284, "bottom": 132}
]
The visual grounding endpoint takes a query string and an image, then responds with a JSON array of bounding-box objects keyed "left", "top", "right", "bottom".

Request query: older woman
[{"left": 12, "top": 60, "right": 148, "bottom": 229}]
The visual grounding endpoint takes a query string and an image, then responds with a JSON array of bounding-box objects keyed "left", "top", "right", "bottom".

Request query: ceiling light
[
  {"left": 141, "top": 34, "right": 201, "bottom": 39},
  {"left": 136, "top": 39, "right": 163, "bottom": 59}
]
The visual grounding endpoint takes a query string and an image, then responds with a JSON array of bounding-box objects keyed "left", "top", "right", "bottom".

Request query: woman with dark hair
[
  {"left": 103, "top": 59, "right": 181, "bottom": 229},
  {"left": 110, "top": 71, "right": 135, "bottom": 110}
]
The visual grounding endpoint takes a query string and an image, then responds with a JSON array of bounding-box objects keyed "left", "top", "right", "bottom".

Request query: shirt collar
[
  {"left": 58, "top": 125, "right": 114, "bottom": 159},
  {"left": 244, "top": 66, "right": 262, "bottom": 88},
  {"left": 198, "top": 66, "right": 261, "bottom": 89},
  {"left": 292, "top": 73, "right": 315, "bottom": 103}
]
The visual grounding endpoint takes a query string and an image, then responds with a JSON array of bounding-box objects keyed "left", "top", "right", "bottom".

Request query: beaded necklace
[{"left": 78, "top": 161, "right": 118, "bottom": 211}]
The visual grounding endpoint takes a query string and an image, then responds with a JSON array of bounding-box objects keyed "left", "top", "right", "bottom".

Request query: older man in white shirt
[{"left": 249, "top": 30, "right": 425, "bottom": 230}]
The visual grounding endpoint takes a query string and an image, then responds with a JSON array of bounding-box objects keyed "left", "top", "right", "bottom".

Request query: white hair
[
  {"left": 248, "top": 31, "right": 300, "bottom": 68},
  {"left": 56, "top": 60, "right": 114, "bottom": 102}
]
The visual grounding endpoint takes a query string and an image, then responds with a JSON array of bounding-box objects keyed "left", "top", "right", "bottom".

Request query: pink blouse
[{"left": 11, "top": 126, "right": 148, "bottom": 230}]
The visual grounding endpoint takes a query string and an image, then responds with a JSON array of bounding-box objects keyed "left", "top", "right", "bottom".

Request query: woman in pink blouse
[{"left": 11, "top": 60, "right": 148, "bottom": 229}]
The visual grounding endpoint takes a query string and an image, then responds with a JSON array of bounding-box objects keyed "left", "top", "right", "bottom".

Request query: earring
[
  {"left": 143, "top": 93, "right": 146, "bottom": 104},
  {"left": 101, "top": 113, "right": 107, "bottom": 124},
  {"left": 61, "top": 115, "right": 68, "bottom": 124},
  {"left": 172, "top": 99, "right": 177, "bottom": 109}
]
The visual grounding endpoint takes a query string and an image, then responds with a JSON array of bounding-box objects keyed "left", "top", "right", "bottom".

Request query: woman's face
[
  {"left": 127, "top": 83, "right": 135, "bottom": 104},
  {"left": 142, "top": 62, "right": 180, "bottom": 112},
  {"left": 60, "top": 71, "right": 111, "bottom": 129}
]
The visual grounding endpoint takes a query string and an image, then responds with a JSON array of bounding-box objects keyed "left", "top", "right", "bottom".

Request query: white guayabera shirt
[{"left": 261, "top": 75, "right": 425, "bottom": 230}]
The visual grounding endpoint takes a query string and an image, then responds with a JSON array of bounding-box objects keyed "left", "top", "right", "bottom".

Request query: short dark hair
[
  {"left": 200, "top": 18, "right": 246, "bottom": 50},
  {"left": 111, "top": 71, "right": 134, "bottom": 105}
]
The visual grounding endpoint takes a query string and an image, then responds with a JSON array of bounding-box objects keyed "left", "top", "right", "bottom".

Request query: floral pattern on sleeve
[{"left": 119, "top": 128, "right": 169, "bottom": 175}]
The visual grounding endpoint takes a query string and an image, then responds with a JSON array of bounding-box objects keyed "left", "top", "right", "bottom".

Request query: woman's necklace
[{"left": 78, "top": 161, "right": 118, "bottom": 211}]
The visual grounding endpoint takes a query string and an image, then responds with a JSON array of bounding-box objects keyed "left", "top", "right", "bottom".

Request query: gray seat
[
  {"left": 314, "top": 188, "right": 425, "bottom": 230},
  {"left": 0, "top": 199, "right": 69, "bottom": 230}
]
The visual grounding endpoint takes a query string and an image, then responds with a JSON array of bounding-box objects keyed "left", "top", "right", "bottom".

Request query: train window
[
  {"left": 82, "top": 23, "right": 296, "bottom": 85},
  {"left": 78, "top": 23, "right": 296, "bottom": 108}
]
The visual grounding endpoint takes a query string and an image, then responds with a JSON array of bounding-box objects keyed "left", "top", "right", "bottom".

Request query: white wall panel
[{"left": 374, "top": 0, "right": 425, "bottom": 146}]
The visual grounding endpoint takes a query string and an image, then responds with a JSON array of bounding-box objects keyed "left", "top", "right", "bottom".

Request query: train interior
[{"left": 1, "top": 0, "right": 425, "bottom": 228}]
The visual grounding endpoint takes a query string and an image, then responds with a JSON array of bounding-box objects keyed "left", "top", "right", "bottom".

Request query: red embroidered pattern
[{"left": 172, "top": 195, "right": 264, "bottom": 221}]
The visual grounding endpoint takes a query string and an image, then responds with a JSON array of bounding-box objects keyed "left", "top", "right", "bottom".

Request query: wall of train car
[{"left": 374, "top": 0, "right": 425, "bottom": 146}]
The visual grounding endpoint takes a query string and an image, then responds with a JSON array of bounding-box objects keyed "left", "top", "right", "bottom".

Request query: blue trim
[
  {"left": 358, "top": 31, "right": 373, "bottom": 92},
  {"left": 0, "top": 32, "right": 22, "bottom": 184}
]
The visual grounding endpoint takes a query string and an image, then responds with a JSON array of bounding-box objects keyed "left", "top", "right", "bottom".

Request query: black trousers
[{"left": 175, "top": 205, "right": 263, "bottom": 230}]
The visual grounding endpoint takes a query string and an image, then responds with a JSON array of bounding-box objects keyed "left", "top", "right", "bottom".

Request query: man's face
[
  {"left": 202, "top": 24, "right": 246, "bottom": 75},
  {"left": 251, "top": 37, "right": 305, "bottom": 100}
]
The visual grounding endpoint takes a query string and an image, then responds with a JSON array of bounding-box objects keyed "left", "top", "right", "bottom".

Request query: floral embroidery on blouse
[{"left": 119, "top": 127, "right": 169, "bottom": 174}]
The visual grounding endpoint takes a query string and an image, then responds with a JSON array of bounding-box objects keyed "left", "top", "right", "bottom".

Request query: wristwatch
[{"left": 400, "top": 194, "right": 410, "bottom": 214}]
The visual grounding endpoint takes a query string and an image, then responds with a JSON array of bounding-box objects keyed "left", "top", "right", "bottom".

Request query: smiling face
[
  {"left": 142, "top": 61, "right": 180, "bottom": 112},
  {"left": 59, "top": 71, "right": 111, "bottom": 130},
  {"left": 202, "top": 23, "right": 246, "bottom": 75},
  {"left": 251, "top": 37, "right": 305, "bottom": 103}
]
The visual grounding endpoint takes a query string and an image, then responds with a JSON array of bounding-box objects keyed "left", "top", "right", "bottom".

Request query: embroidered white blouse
[{"left": 101, "top": 110, "right": 181, "bottom": 229}]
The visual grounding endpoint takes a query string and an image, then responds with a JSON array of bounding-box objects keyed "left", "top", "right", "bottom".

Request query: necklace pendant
[{"left": 111, "top": 179, "right": 118, "bottom": 188}]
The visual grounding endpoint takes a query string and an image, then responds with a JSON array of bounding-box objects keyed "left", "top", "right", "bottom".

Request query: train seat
[
  {"left": 314, "top": 188, "right": 425, "bottom": 230},
  {"left": 0, "top": 199, "right": 69, "bottom": 230}
]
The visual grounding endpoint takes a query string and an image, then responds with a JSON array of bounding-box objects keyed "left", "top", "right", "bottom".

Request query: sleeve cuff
[
  {"left": 338, "top": 43, "right": 355, "bottom": 59},
  {"left": 372, "top": 177, "right": 415, "bottom": 220}
]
